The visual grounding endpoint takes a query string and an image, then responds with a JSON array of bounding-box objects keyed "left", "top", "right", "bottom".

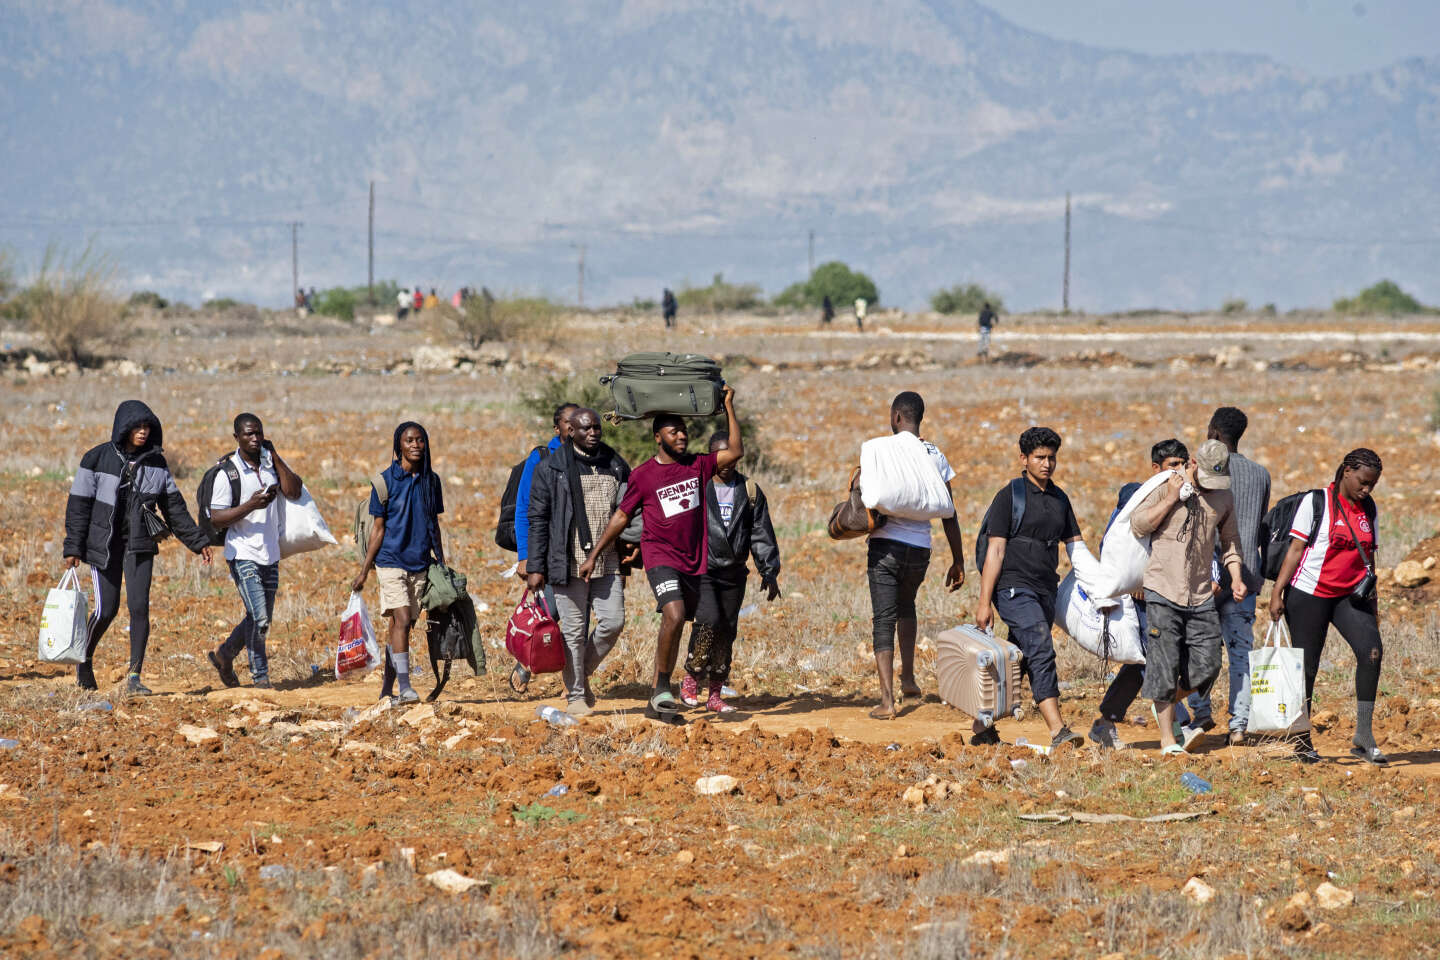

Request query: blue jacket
[{"left": 514, "top": 435, "right": 562, "bottom": 562}]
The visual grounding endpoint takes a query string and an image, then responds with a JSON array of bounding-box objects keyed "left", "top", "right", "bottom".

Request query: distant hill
[{"left": 2, "top": 0, "right": 1436, "bottom": 310}]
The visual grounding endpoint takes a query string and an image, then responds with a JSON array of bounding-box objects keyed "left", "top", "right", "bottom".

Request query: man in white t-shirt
[
  {"left": 205, "top": 413, "right": 303, "bottom": 690},
  {"left": 864, "top": 391, "right": 966, "bottom": 719}
]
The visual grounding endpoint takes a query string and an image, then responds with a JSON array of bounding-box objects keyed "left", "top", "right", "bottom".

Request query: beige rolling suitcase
[{"left": 936, "top": 625, "right": 1024, "bottom": 727}]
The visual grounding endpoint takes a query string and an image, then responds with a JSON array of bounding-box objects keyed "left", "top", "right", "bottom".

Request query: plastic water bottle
[
  {"left": 1180, "top": 772, "right": 1212, "bottom": 795},
  {"left": 0, "top": 739, "right": 18, "bottom": 750},
  {"left": 536, "top": 705, "right": 578, "bottom": 727},
  {"left": 545, "top": 783, "right": 569, "bottom": 797},
  {"left": 738, "top": 604, "right": 758, "bottom": 618}
]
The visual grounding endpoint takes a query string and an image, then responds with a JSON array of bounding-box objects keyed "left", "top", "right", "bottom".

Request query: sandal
[
  {"left": 868, "top": 704, "right": 897, "bottom": 721},
  {"left": 1160, "top": 743, "right": 1186, "bottom": 757},
  {"left": 1350, "top": 745, "right": 1389, "bottom": 765},
  {"left": 644, "top": 691, "right": 685, "bottom": 725},
  {"left": 508, "top": 664, "right": 530, "bottom": 695}
]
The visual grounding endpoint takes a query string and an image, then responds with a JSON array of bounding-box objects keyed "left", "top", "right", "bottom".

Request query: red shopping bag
[
  {"left": 505, "top": 589, "right": 565, "bottom": 674},
  {"left": 336, "top": 592, "right": 383, "bottom": 678}
]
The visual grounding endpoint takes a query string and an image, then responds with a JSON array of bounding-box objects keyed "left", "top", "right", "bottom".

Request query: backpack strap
[
  {"left": 221, "top": 457, "right": 242, "bottom": 508},
  {"left": 1306, "top": 488, "right": 1324, "bottom": 543},
  {"left": 373, "top": 470, "right": 391, "bottom": 507},
  {"left": 1007, "top": 477, "right": 1027, "bottom": 538}
]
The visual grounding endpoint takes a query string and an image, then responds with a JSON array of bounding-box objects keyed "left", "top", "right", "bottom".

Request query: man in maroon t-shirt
[{"left": 579, "top": 385, "right": 743, "bottom": 722}]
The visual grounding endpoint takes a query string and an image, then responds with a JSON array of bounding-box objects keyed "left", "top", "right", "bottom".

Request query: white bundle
[
  {"left": 1072, "top": 470, "right": 1177, "bottom": 601},
  {"left": 857, "top": 433, "right": 954, "bottom": 522}
]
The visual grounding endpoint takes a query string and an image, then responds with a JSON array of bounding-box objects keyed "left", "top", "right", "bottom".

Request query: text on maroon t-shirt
[{"left": 618, "top": 452, "right": 718, "bottom": 575}]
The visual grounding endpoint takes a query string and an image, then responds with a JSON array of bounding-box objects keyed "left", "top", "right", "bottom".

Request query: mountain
[{"left": 2, "top": 0, "right": 1437, "bottom": 311}]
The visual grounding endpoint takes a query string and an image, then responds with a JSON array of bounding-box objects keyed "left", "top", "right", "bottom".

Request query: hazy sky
[{"left": 988, "top": 0, "right": 1437, "bottom": 76}]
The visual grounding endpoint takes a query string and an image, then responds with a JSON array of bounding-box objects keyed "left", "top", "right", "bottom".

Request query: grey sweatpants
[
  {"left": 1140, "top": 590, "right": 1222, "bottom": 702},
  {"left": 553, "top": 573, "right": 625, "bottom": 704}
]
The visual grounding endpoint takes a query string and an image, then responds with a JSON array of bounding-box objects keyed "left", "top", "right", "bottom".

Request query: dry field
[{"left": 2, "top": 307, "right": 1439, "bottom": 958}]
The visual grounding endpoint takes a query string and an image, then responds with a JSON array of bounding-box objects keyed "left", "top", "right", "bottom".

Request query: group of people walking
[{"left": 61, "top": 392, "right": 1385, "bottom": 761}]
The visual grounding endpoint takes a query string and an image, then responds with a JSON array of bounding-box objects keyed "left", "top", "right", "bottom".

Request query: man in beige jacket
[{"left": 1130, "top": 439, "right": 1246, "bottom": 754}]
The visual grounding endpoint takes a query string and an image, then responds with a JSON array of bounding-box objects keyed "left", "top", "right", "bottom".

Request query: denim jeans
[
  {"left": 1182, "top": 592, "right": 1255, "bottom": 731},
  {"left": 993, "top": 586, "right": 1060, "bottom": 703},
  {"left": 219, "top": 559, "right": 279, "bottom": 684}
]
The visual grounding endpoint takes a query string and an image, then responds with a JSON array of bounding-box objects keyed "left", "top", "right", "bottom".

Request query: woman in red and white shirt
[{"left": 1269, "top": 449, "right": 1384, "bottom": 764}]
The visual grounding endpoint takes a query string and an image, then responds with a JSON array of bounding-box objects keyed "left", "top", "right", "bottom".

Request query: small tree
[
  {"left": 675, "top": 273, "right": 763, "bottom": 312},
  {"left": 931, "top": 283, "right": 1004, "bottom": 315},
  {"left": 774, "top": 261, "right": 879, "bottom": 310},
  {"left": 1220, "top": 298, "right": 1247, "bottom": 314},
  {"left": 1333, "top": 280, "right": 1428, "bottom": 315},
  {"left": 25, "top": 243, "right": 127, "bottom": 365},
  {"left": 455, "top": 292, "right": 559, "bottom": 347}
]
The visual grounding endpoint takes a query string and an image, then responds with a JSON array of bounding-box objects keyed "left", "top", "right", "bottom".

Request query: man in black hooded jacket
[
  {"left": 526, "top": 407, "right": 631, "bottom": 716},
  {"left": 63, "top": 400, "right": 212, "bottom": 693}
]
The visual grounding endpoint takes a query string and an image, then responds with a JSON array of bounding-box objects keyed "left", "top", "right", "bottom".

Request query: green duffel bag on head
[{"left": 601, "top": 352, "right": 724, "bottom": 420}]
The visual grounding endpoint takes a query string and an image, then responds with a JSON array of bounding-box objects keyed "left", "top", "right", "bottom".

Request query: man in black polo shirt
[{"left": 974, "top": 426, "right": 1085, "bottom": 750}]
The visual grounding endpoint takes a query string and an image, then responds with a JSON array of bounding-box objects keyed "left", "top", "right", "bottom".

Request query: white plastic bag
[
  {"left": 336, "top": 592, "right": 383, "bottom": 678},
  {"left": 278, "top": 485, "right": 338, "bottom": 559},
  {"left": 1073, "top": 470, "right": 1177, "bottom": 601},
  {"left": 1056, "top": 570, "right": 1145, "bottom": 664},
  {"left": 857, "top": 433, "right": 953, "bottom": 521},
  {"left": 1248, "top": 620, "right": 1309, "bottom": 736},
  {"left": 38, "top": 568, "right": 90, "bottom": 665}
]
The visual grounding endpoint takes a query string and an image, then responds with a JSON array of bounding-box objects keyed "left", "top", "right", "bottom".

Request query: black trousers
[
  {"left": 1285, "top": 588, "right": 1382, "bottom": 706},
  {"left": 684, "top": 567, "right": 748, "bottom": 684},
  {"left": 866, "top": 540, "right": 930, "bottom": 654},
  {"left": 86, "top": 551, "right": 154, "bottom": 674}
]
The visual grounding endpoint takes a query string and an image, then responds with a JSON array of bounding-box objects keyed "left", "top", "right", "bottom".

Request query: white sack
[
  {"left": 857, "top": 434, "right": 953, "bottom": 522},
  {"left": 1056, "top": 571, "right": 1145, "bottom": 664},
  {"left": 38, "top": 568, "right": 90, "bottom": 665},
  {"left": 1073, "top": 470, "right": 1177, "bottom": 601},
  {"left": 278, "top": 485, "right": 338, "bottom": 559},
  {"left": 1248, "top": 621, "right": 1309, "bottom": 736}
]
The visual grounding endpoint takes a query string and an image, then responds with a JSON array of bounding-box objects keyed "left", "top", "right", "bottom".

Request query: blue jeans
[
  {"left": 1182, "top": 592, "right": 1255, "bottom": 731},
  {"left": 219, "top": 559, "right": 279, "bottom": 684}
]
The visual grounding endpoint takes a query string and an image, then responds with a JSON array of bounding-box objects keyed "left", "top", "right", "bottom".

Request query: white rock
[
  {"left": 400, "top": 704, "right": 436, "bottom": 727},
  {"left": 1314, "top": 882, "right": 1354, "bottom": 910},
  {"left": 443, "top": 731, "right": 473, "bottom": 750},
  {"left": 963, "top": 849, "right": 1010, "bottom": 866},
  {"left": 176, "top": 724, "right": 218, "bottom": 744},
  {"left": 1182, "top": 877, "right": 1216, "bottom": 904},
  {"left": 695, "top": 775, "right": 740, "bottom": 796},
  {"left": 425, "top": 868, "right": 488, "bottom": 894},
  {"left": 186, "top": 840, "right": 224, "bottom": 853},
  {"left": 299, "top": 719, "right": 342, "bottom": 735}
]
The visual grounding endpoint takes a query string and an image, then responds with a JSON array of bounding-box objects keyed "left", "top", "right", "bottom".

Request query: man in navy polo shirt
[{"left": 352, "top": 421, "right": 445, "bottom": 704}]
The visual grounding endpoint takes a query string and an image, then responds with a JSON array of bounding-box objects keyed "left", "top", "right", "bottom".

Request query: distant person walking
[
  {"left": 63, "top": 400, "right": 214, "bottom": 694},
  {"left": 396, "top": 288, "right": 411, "bottom": 321},
  {"left": 662, "top": 288, "right": 678, "bottom": 329},
  {"left": 821, "top": 295, "right": 834, "bottom": 327},
  {"left": 854, "top": 297, "right": 867, "bottom": 332},
  {"left": 425, "top": 288, "right": 439, "bottom": 311},
  {"left": 977, "top": 302, "right": 996, "bottom": 360},
  {"left": 412, "top": 287, "right": 424, "bottom": 314}
]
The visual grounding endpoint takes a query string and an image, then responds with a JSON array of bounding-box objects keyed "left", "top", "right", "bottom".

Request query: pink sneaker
[
  {"left": 706, "top": 689, "right": 736, "bottom": 714},
  {"left": 680, "top": 673, "right": 701, "bottom": 707}
]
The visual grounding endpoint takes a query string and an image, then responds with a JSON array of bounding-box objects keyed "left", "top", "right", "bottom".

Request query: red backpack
[{"left": 505, "top": 589, "right": 564, "bottom": 674}]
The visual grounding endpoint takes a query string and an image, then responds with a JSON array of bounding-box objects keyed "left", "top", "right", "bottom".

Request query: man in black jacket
[
  {"left": 679, "top": 432, "right": 781, "bottom": 714},
  {"left": 63, "top": 400, "right": 212, "bottom": 694},
  {"left": 526, "top": 408, "right": 631, "bottom": 717}
]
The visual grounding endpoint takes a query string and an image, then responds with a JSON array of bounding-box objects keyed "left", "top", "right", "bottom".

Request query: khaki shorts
[{"left": 376, "top": 567, "right": 426, "bottom": 618}]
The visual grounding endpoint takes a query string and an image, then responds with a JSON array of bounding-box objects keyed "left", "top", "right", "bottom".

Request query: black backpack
[
  {"left": 494, "top": 446, "right": 546, "bottom": 552},
  {"left": 195, "top": 455, "right": 243, "bottom": 547},
  {"left": 974, "top": 477, "right": 1027, "bottom": 575},
  {"left": 1259, "top": 488, "right": 1376, "bottom": 581}
]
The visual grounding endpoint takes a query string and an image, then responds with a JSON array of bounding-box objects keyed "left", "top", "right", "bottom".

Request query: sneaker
[
  {"left": 970, "top": 725, "right": 1001, "bottom": 746},
  {"left": 1292, "top": 737, "right": 1321, "bottom": 764},
  {"left": 1088, "top": 719, "right": 1128, "bottom": 750},
  {"left": 207, "top": 650, "right": 240, "bottom": 689},
  {"left": 1227, "top": 728, "right": 1248, "bottom": 747},
  {"left": 583, "top": 679, "right": 597, "bottom": 710},
  {"left": 679, "top": 673, "right": 701, "bottom": 707},
  {"left": 706, "top": 690, "right": 736, "bottom": 714},
  {"left": 1050, "top": 726, "right": 1084, "bottom": 751},
  {"left": 125, "top": 674, "right": 153, "bottom": 697},
  {"left": 567, "top": 699, "right": 594, "bottom": 719},
  {"left": 391, "top": 688, "right": 420, "bottom": 705},
  {"left": 252, "top": 680, "right": 273, "bottom": 690},
  {"left": 1180, "top": 724, "right": 1206, "bottom": 753},
  {"left": 1350, "top": 744, "right": 1389, "bottom": 765},
  {"left": 76, "top": 663, "right": 98, "bottom": 691}
]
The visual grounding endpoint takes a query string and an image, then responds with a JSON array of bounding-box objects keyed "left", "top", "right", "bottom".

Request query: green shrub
[
  {"left": 1333, "top": 280, "right": 1428, "bottom": 315},
  {"left": 203, "top": 297, "right": 243, "bottom": 311},
  {"left": 1261, "top": 303, "right": 1277, "bottom": 316},
  {"left": 454, "top": 294, "right": 560, "bottom": 348},
  {"left": 1220, "top": 298, "right": 1247, "bottom": 314},
  {"left": 314, "top": 286, "right": 357, "bottom": 321},
  {"left": 0, "top": 249, "right": 14, "bottom": 302},
  {"left": 773, "top": 261, "right": 879, "bottom": 310},
  {"left": 127, "top": 290, "right": 168, "bottom": 310},
  {"left": 24, "top": 243, "right": 128, "bottom": 365},
  {"left": 675, "top": 273, "right": 763, "bottom": 313},
  {"left": 931, "top": 283, "right": 1004, "bottom": 315}
]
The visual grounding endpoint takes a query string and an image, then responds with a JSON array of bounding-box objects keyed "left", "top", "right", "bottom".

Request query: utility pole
[
  {"left": 367, "top": 181, "right": 375, "bottom": 305},
  {"left": 808, "top": 229, "right": 815, "bottom": 275},
  {"left": 573, "top": 243, "right": 586, "bottom": 307},
  {"left": 290, "top": 221, "right": 301, "bottom": 302},
  {"left": 1062, "top": 192, "right": 1071, "bottom": 314}
]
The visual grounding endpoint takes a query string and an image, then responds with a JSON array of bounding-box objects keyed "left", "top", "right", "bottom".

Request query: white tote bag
[
  {"left": 1248, "top": 620, "right": 1309, "bottom": 736},
  {"left": 38, "top": 568, "right": 90, "bottom": 665},
  {"left": 278, "top": 485, "right": 338, "bottom": 559}
]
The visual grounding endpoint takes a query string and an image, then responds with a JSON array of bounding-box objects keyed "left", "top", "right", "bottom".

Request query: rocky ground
[{"left": 1, "top": 306, "right": 1439, "bottom": 958}]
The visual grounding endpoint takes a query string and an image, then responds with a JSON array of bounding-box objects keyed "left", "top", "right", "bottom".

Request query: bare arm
[
  {"left": 713, "top": 385, "right": 743, "bottom": 471},
  {"left": 974, "top": 537, "right": 1007, "bottom": 631},
  {"left": 1268, "top": 538, "right": 1306, "bottom": 620},
  {"left": 939, "top": 484, "right": 965, "bottom": 591},
  {"left": 1217, "top": 501, "right": 1246, "bottom": 600},
  {"left": 266, "top": 443, "right": 303, "bottom": 500},
  {"left": 576, "top": 508, "right": 633, "bottom": 581},
  {"left": 210, "top": 487, "right": 276, "bottom": 529}
]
